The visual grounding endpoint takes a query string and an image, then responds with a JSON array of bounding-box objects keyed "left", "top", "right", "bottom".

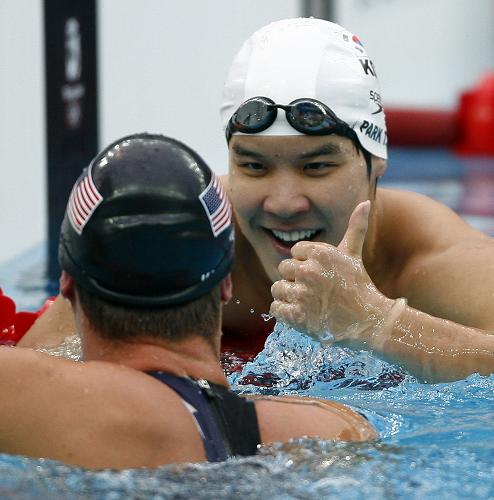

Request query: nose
[{"left": 262, "top": 173, "right": 310, "bottom": 218}]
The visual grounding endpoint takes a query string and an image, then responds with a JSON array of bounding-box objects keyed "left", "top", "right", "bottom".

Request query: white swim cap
[{"left": 221, "top": 18, "right": 387, "bottom": 159}]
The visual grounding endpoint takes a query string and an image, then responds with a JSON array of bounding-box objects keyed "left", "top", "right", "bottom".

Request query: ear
[
  {"left": 220, "top": 273, "right": 233, "bottom": 304},
  {"left": 59, "top": 271, "right": 75, "bottom": 300},
  {"left": 372, "top": 155, "right": 387, "bottom": 178}
]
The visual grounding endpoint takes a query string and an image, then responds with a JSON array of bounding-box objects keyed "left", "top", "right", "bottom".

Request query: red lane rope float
[
  {"left": 0, "top": 289, "right": 55, "bottom": 345},
  {"left": 386, "top": 72, "right": 494, "bottom": 154},
  {"left": 386, "top": 108, "right": 458, "bottom": 147}
]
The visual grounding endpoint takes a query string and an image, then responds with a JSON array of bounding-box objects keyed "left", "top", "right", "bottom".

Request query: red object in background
[
  {"left": 386, "top": 108, "right": 458, "bottom": 147},
  {"left": 384, "top": 72, "right": 494, "bottom": 155},
  {"left": 0, "top": 289, "right": 56, "bottom": 345},
  {"left": 455, "top": 73, "right": 494, "bottom": 155}
]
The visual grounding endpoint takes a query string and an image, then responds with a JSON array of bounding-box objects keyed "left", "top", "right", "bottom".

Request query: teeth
[{"left": 271, "top": 229, "right": 317, "bottom": 243}]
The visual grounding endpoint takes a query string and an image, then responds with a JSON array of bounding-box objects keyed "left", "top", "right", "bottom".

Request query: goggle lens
[
  {"left": 231, "top": 97, "right": 277, "bottom": 134},
  {"left": 226, "top": 96, "right": 372, "bottom": 173},
  {"left": 287, "top": 99, "right": 339, "bottom": 133},
  {"left": 226, "top": 97, "right": 346, "bottom": 141}
]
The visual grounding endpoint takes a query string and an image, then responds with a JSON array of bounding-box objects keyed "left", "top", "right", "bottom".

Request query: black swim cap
[{"left": 59, "top": 133, "right": 234, "bottom": 307}]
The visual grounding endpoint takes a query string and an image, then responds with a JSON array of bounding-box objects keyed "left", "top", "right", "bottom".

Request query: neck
[{"left": 81, "top": 324, "right": 228, "bottom": 387}]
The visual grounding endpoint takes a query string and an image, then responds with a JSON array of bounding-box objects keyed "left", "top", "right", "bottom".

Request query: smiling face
[{"left": 228, "top": 134, "right": 384, "bottom": 283}]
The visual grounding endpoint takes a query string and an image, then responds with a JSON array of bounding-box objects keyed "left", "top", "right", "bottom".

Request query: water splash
[
  {"left": 230, "top": 322, "right": 410, "bottom": 396},
  {"left": 37, "top": 334, "right": 82, "bottom": 361}
]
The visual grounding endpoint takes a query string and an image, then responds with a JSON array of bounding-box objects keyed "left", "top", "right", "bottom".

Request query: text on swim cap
[
  {"left": 201, "top": 269, "right": 215, "bottom": 282},
  {"left": 360, "top": 121, "right": 388, "bottom": 146},
  {"left": 359, "top": 58, "right": 377, "bottom": 77},
  {"left": 369, "top": 90, "right": 383, "bottom": 115}
]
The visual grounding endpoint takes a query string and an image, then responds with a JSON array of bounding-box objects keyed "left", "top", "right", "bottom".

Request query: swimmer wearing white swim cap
[
  {"left": 220, "top": 18, "right": 494, "bottom": 382},
  {"left": 221, "top": 17, "right": 387, "bottom": 159},
  {"left": 19, "top": 18, "right": 494, "bottom": 382}
]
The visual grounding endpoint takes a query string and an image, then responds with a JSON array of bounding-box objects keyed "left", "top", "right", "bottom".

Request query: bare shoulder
[
  {"left": 0, "top": 349, "right": 190, "bottom": 422},
  {"left": 252, "top": 395, "right": 377, "bottom": 443},
  {"left": 378, "top": 187, "right": 484, "bottom": 249},
  {"left": 0, "top": 349, "right": 204, "bottom": 467},
  {"left": 378, "top": 188, "right": 494, "bottom": 328},
  {"left": 377, "top": 187, "right": 492, "bottom": 274},
  {"left": 0, "top": 348, "right": 154, "bottom": 415}
]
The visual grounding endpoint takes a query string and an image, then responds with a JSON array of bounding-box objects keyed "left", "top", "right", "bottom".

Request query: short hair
[{"left": 75, "top": 283, "right": 221, "bottom": 347}]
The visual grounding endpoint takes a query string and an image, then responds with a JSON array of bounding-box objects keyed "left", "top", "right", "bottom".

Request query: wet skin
[
  {"left": 20, "top": 134, "right": 385, "bottom": 354},
  {"left": 222, "top": 134, "right": 386, "bottom": 344},
  {"left": 221, "top": 134, "right": 494, "bottom": 381},
  {"left": 19, "top": 135, "right": 494, "bottom": 380}
]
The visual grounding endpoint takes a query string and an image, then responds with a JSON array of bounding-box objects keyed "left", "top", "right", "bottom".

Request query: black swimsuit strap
[
  {"left": 199, "top": 379, "right": 261, "bottom": 458},
  {"left": 147, "top": 371, "right": 260, "bottom": 461}
]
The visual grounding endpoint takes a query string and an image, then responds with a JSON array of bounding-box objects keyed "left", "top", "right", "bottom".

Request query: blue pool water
[
  {"left": 0, "top": 310, "right": 492, "bottom": 499},
  {"left": 0, "top": 148, "right": 493, "bottom": 499}
]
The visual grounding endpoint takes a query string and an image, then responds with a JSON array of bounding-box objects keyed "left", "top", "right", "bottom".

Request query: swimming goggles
[{"left": 225, "top": 96, "right": 356, "bottom": 143}]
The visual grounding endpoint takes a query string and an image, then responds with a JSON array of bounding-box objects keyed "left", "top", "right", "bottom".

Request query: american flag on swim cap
[
  {"left": 67, "top": 166, "right": 103, "bottom": 235},
  {"left": 199, "top": 174, "right": 232, "bottom": 237}
]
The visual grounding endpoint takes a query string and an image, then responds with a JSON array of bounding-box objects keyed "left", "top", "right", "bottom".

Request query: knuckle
[
  {"left": 278, "top": 259, "right": 288, "bottom": 272},
  {"left": 292, "top": 241, "right": 307, "bottom": 252},
  {"left": 270, "top": 300, "right": 284, "bottom": 318},
  {"left": 269, "top": 301, "right": 277, "bottom": 315},
  {"left": 279, "top": 259, "right": 294, "bottom": 275}
]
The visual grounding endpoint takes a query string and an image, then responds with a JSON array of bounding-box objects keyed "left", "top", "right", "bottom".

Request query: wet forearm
[{"left": 365, "top": 304, "right": 494, "bottom": 382}]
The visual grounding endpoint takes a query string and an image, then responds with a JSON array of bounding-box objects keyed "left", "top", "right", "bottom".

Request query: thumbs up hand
[{"left": 270, "top": 201, "right": 394, "bottom": 345}]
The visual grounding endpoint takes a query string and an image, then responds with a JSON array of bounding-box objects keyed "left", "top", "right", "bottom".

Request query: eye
[
  {"left": 237, "top": 162, "right": 267, "bottom": 176},
  {"left": 303, "top": 162, "right": 336, "bottom": 176}
]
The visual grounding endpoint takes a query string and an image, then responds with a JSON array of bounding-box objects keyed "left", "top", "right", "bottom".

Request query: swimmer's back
[{"left": 0, "top": 347, "right": 375, "bottom": 469}]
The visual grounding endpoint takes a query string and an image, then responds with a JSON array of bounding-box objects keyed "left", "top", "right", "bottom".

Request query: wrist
[
  {"left": 330, "top": 294, "right": 396, "bottom": 348},
  {"left": 365, "top": 297, "right": 408, "bottom": 351}
]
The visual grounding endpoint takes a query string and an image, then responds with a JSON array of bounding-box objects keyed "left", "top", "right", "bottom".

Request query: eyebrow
[
  {"left": 231, "top": 142, "right": 345, "bottom": 160},
  {"left": 299, "top": 143, "right": 344, "bottom": 159},
  {"left": 231, "top": 144, "right": 266, "bottom": 160}
]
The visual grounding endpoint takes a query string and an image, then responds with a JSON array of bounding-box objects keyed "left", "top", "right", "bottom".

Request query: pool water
[
  {"left": 0, "top": 148, "right": 493, "bottom": 499},
  {"left": 0, "top": 323, "right": 492, "bottom": 499}
]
